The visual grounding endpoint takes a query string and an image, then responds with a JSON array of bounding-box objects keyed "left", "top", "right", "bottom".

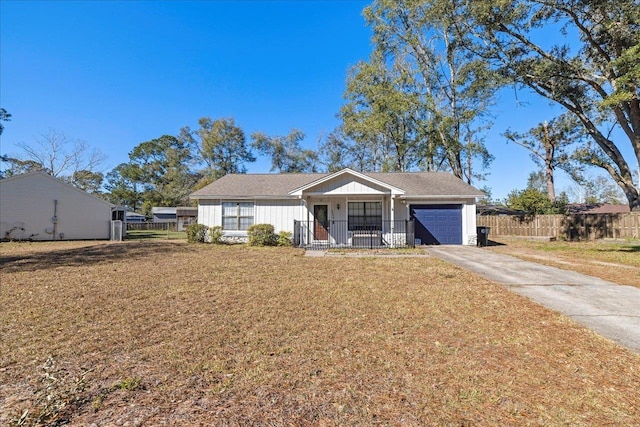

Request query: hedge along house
[
  {"left": 0, "top": 171, "right": 116, "bottom": 241},
  {"left": 190, "top": 168, "right": 485, "bottom": 248}
]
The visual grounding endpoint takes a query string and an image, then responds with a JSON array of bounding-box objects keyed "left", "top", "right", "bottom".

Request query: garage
[{"left": 410, "top": 204, "right": 462, "bottom": 245}]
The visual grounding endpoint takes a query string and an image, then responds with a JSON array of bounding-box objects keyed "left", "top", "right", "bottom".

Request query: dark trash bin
[{"left": 477, "top": 226, "right": 490, "bottom": 247}]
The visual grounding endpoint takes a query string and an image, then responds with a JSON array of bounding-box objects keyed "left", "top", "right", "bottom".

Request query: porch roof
[
  {"left": 190, "top": 168, "right": 485, "bottom": 199},
  {"left": 288, "top": 168, "right": 405, "bottom": 196}
]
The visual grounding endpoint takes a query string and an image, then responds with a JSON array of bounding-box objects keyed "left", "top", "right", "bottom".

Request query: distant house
[
  {"left": 176, "top": 207, "right": 198, "bottom": 231},
  {"left": 126, "top": 211, "right": 146, "bottom": 223},
  {"left": 567, "top": 203, "right": 631, "bottom": 214},
  {"left": 151, "top": 206, "right": 197, "bottom": 231},
  {"left": 190, "top": 168, "right": 484, "bottom": 247},
  {"left": 477, "top": 204, "right": 527, "bottom": 216},
  {"left": 0, "top": 171, "right": 115, "bottom": 240},
  {"left": 152, "top": 207, "right": 177, "bottom": 223}
]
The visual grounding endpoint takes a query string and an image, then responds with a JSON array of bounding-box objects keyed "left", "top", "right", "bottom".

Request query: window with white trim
[
  {"left": 348, "top": 201, "right": 382, "bottom": 231},
  {"left": 222, "top": 201, "right": 254, "bottom": 230}
]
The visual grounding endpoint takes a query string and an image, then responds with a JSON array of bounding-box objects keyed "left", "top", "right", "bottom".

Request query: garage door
[{"left": 410, "top": 204, "right": 462, "bottom": 245}]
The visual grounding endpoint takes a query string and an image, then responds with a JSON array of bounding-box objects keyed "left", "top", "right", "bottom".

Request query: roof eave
[
  {"left": 190, "top": 195, "right": 300, "bottom": 200},
  {"left": 399, "top": 195, "right": 483, "bottom": 199}
]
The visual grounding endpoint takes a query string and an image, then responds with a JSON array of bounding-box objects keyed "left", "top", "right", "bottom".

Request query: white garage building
[{"left": 0, "top": 171, "right": 115, "bottom": 241}]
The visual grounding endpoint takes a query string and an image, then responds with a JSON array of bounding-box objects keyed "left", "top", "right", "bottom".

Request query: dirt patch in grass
[
  {"left": 1, "top": 241, "right": 639, "bottom": 425},
  {"left": 125, "top": 229, "right": 187, "bottom": 240},
  {"left": 326, "top": 247, "right": 427, "bottom": 257},
  {"left": 488, "top": 237, "right": 640, "bottom": 288}
]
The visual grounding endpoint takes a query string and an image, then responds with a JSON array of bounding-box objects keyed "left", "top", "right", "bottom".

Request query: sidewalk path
[{"left": 426, "top": 245, "right": 640, "bottom": 353}]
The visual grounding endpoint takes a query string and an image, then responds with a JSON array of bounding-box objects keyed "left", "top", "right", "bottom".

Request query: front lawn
[
  {"left": 1, "top": 241, "right": 638, "bottom": 425},
  {"left": 488, "top": 237, "right": 640, "bottom": 288}
]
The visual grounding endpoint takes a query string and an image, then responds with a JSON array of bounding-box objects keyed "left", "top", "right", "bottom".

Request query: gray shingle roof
[
  {"left": 190, "top": 170, "right": 485, "bottom": 199},
  {"left": 363, "top": 172, "right": 485, "bottom": 197},
  {"left": 190, "top": 173, "right": 328, "bottom": 198}
]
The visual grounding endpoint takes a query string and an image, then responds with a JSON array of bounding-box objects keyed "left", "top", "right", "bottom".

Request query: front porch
[{"left": 293, "top": 219, "right": 415, "bottom": 249}]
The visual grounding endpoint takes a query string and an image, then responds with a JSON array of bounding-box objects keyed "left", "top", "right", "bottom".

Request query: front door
[{"left": 313, "top": 204, "right": 329, "bottom": 241}]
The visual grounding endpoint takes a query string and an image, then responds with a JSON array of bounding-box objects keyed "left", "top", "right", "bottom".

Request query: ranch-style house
[{"left": 190, "top": 168, "right": 485, "bottom": 248}]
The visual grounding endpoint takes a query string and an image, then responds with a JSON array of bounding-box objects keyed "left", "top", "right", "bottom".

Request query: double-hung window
[
  {"left": 348, "top": 201, "right": 382, "bottom": 231},
  {"left": 222, "top": 201, "right": 254, "bottom": 231}
]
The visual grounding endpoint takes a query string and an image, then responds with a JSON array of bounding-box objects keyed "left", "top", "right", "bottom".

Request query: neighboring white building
[
  {"left": 0, "top": 171, "right": 114, "bottom": 241},
  {"left": 190, "top": 168, "right": 485, "bottom": 247}
]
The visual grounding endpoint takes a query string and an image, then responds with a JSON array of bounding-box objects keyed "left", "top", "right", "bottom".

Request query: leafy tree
[
  {"left": 505, "top": 188, "right": 567, "bottom": 215},
  {"left": 526, "top": 171, "right": 548, "bottom": 194},
  {"left": 462, "top": 0, "right": 640, "bottom": 209},
  {"left": 319, "top": 127, "right": 359, "bottom": 172},
  {"left": 104, "top": 163, "right": 145, "bottom": 212},
  {"left": 477, "top": 185, "right": 493, "bottom": 205},
  {"left": 0, "top": 155, "right": 43, "bottom": 178},
  {"left": 181, "top": 117, "right": 255, "bottom": 180},
  {"left": 68, "top": 170, "right": 104, "bottom": 194},
  {"left": 570, "top": 175, "right": 627, "bottom": 205},
  {"left": 505, "top": 115, "right": 583, "bottom": 202},
  {"left": 128, "top": 135, "right": 197, "bottom": 207},
  {"left": 251, "top": 129, "right": 319, "bottom": 173},
  {"left": 0, "top": 108, "right": 11, "bottom": 135},
  {"left": 341, "top": 52, "right": 427, "bottom": 172},
  {"left": 340, "top": 54, "right": 419, "bottom": 173},
  {"left": 356, "top": 0, "right": 497, "bottom": 181}
]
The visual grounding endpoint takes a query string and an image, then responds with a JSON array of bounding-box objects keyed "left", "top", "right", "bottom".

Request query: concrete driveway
[{"left": 426, "top": 245, "right": 640, "bottom": 354}]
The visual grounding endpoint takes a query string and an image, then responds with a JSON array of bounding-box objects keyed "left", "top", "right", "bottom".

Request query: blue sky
[{"left": 0, "top": 0, "right": 602, "bottom": 201}]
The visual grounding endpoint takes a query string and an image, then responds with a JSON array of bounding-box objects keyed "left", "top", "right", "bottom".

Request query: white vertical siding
[
  {"left": 393, "top": 199, "right": 409, "bottom": 221},
  {"left": 463, "top": 199, "right": 478, "bottom": 245},
  {"left": 330, "top": 197, "right": 347, "bottom": 221},
  {"left": 315, "top": 176, "right": 387, "bottom": 195},
  {"left": 198, "top": 199, "right": 221, "bottom": 228},
  {"left": 255, "top": 199, "right": 301, "bottom": 233},
  {"left": 0, "top": 173, "right": 112, "bottom": 240},
  {"left": 197, "top": 198, "right": 301, "bottom": 233}
]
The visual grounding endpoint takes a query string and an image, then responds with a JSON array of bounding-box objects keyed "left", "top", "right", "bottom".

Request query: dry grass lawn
[
  {"left": 1, "top": 240, "right": 639, "bottom": 426},
  {"left": 488, "top": 237, "right": 640, "bottom": 288}
]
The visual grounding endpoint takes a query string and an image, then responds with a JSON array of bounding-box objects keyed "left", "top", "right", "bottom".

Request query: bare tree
[
  {"left": 15, "top": 129, "right": 106, "bottom": 178},
  {"left": 504, "top": 115, "right": 582, "bottom": 203},
  {"left": 566, "top": 175, "right": 626, "bottom": 205}
]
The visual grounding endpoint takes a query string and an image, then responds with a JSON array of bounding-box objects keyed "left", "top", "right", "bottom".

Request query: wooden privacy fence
[{"left": 477, "top": 212, "right": 640, "bottom": 240}]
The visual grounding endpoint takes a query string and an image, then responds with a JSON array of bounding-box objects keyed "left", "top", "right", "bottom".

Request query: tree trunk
[
  {"left": 625, "top": 188, "right": 640, "bottom": 211},
  {"left": 545, "top": 165, "right": 556, "bottom": 203}
]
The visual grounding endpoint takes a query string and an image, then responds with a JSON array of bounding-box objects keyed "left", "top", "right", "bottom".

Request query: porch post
[
  {"left": 303, "top": 196, "right": 309, "bottom": 246},
  {"left": 390, "top": 195, "right": 395, "bottom": 248}
]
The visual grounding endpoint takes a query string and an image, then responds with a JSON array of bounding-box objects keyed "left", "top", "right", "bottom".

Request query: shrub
[
  {"left": 209, "top": 226, "right": 224, "bottom": 244},
  {"left": 186, "top": 223, "right": 209, "bottom": 243},
  {"left": 247, "top": 224, "right": 277, "bottom": 246},
  {"left": 277, "top": 231, "right": 293, "bottom": 247}
]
